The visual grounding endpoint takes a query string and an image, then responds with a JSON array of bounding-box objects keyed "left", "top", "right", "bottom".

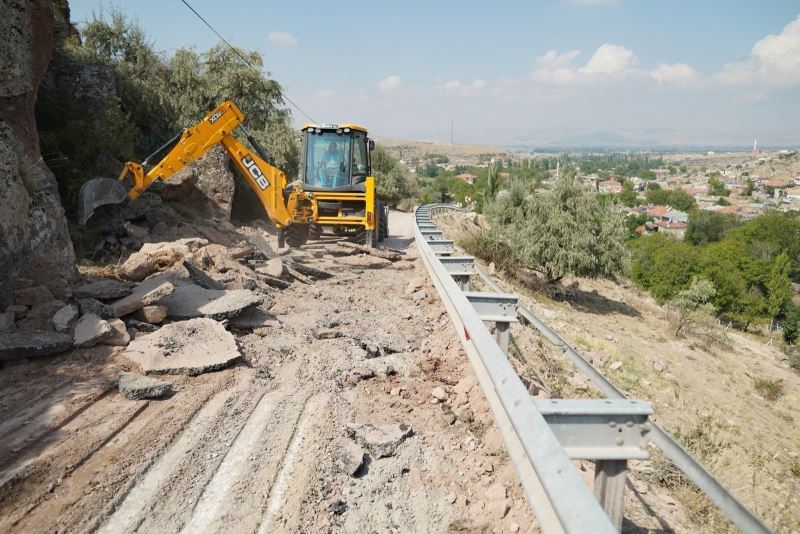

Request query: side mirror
[{"left": 369, "top": 139, "right": 375, "bottom": 151}]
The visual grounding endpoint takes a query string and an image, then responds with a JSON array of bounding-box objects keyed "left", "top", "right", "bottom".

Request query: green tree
[
  {"left": 629, "top": 235, "right": 701, "bottom": 302},
  {"left": 485, "top": 174, "right": 629, "bottom": 283},
  {"left": 767, "top": 251, "right": 794, "bottom": 321},
  {"left": 645, "top": 188, "right": 696, "bottom": 211},
  {"left": 667, "top": 277, "right": 717, "bottom": 336},
  {"left": 371, "top": 146, "right": 417, "bottom": 206},
  {"left": 783, "top": 303, "right": 800, "bottom": 344},
  {"left": 619, "top": 181, "right": 639, "bottom": 207},
  {"left": 708, "top": 176, "right": 729, "bottom": 197},
  {"left": 684, "top": 210, "right": 740, "bottom": 245}
]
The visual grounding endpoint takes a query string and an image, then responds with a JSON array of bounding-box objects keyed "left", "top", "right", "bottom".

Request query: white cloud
[
  {"left": 532, "top": 44, "right": 638, "bottom": 84},
  {"left": 268, "top": 31, "right": 298, "bottom": 46},
  {"left": 377, "top": 75, "right": 401, "bottom": 93},
  {"left": 715, "top": 16, "right": 800, "bottom": 86},
  {"left": 579, "top": 44, "right": 638, "bottom": 75},
  {"left": 435, "top": 78, "right": 487, "bottom": 95},
  {"left": 650, "top": 63, "right": 701, "bottom": 86},
  {"left": 532, "top": 49, "right": 581, "bottom": 84}
]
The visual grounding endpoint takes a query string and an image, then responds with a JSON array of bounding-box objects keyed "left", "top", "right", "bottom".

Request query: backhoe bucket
[{"left": 77, "top": 178, "right": 129, "bottom": 225}]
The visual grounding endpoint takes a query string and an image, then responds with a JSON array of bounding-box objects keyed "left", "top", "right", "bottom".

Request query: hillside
[{"left": 435, "top": 211, "right": 800, "bottom": 532}]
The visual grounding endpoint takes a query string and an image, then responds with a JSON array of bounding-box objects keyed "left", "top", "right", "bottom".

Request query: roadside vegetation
[
  {"left": 629, "top": 212, "right": 799, "bottom": 334},
  {"left": 40, "top": 9, "right": 299, "bottom": 218},
  {"left": 460, "top": 169, "right": 629, "bottom": 285}
]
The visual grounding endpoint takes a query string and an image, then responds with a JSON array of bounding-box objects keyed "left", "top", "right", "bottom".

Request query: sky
[{"left": 69, "top": 0, "right": 800, "bottom": 147}]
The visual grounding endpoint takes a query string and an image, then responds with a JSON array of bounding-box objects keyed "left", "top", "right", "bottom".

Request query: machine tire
[
  {"left": 309, "top": 223, "right": 323, "bottom": 240},
  {"left": 378, "top": 201, "right": 389, "bottom": 242},
  {"left": 286, "top": 223, "right": 309, "bottom": 248},
  {"left": 353, "top": 227, "right": 367, "bottom": 244}
]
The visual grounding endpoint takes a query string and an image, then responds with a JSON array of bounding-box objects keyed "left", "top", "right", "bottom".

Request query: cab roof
[{"left": 301, "top": 123, "right": 368, "bottom": 134}]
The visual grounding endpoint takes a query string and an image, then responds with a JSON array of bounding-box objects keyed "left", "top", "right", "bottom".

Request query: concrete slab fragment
[
  {"left": 160, "top": 281, "right": 261, "bottom": 320},
  {"left": 52, "top": 304, "right": 79, "bottom": 333},
  {"left": 73, "top": 279, "right": 135, "bottom": 300},
  {"left": 118, "top": 372, "right": 173, "bottom": 400},
  {"left": 228, "top": 305, "right": 281, "bottom": 329},
  {"left": 110, "top": 275, "right": 176, "bottom": 318},
  {"left": 101, "top": 319, "right": 130, "bottom": 346},
  {"left": 123, "top": 318, "right": 240, "bottom": 375},
  {"left": 0, "top": 330, "right": 73, "bottom": 360},
  {"left": 73, "top": 314, "right": 112, "bottom": 348}
]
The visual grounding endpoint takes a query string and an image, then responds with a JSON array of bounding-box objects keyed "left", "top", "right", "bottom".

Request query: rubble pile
[{"left": 1, "top": 193, "right": 410, "bottom": 407}]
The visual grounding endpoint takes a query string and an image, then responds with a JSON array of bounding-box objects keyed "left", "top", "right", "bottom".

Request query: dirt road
[{"left": 0, "top": 211, "right": 537, "bottom": 533}]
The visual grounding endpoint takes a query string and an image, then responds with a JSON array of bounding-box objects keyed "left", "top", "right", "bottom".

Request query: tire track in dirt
[
  {"left": 258, "top": 393, "right": 326, "bottom": 533},
  {"left": 181, "top": 386, "right": 296, "bottom": 533},
  {"left": 99, "top": 387, "right": 239, "bottom": 533}
]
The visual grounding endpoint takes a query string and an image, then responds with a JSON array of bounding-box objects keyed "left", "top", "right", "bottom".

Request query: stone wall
[{"left": 0, "top": 0, "right": 76, "bottom": 307}]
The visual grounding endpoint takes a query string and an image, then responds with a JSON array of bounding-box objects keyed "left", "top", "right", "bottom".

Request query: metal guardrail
[
  {"left": 416, "top": 204, "right": 627, "bottom": 533},
  {"left": 416, "top": 204, "right": 770, "bottom": 534}
]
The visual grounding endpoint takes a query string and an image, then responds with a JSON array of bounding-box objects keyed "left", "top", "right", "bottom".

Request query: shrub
[
  {"left": 483, "top": 174, "right": 629, "bottom": 283},
  {"left": 753, "top": 377, "right": 784, "bottom": 401}
]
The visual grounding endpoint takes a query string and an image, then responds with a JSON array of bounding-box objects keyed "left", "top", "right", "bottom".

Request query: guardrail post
[
  {"left": 594, "top": 460, "right": 628, "bottom": 532},
  {"left": 453, "top": 274, "right": 470, "bottom": 291},
  {"left": 495, "top": 321, "right": 510, "bottom": 354}
]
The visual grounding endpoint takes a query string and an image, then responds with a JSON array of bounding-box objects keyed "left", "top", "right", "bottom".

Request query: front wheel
[
  {"left": 378, "top": 201, "right": 389, "bottom": 242},
  {"left": 285, "top": 224, "right": 309, "bottom": 248}
]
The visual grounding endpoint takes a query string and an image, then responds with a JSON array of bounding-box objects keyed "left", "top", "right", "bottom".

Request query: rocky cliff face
[{"left": 0, "top": 0, "right": 76, "bottom": 307}]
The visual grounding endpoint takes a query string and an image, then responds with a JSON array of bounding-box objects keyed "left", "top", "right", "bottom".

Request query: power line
[{"left": 178, "top": 0, "right": 316, "bottom": 123}]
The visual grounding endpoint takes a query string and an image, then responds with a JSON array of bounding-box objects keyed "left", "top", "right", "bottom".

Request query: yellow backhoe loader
[{"left": 78, "top": 100, "right": 387, "bottom": 247}]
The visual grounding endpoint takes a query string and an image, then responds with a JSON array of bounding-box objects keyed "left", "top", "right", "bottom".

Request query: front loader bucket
[{"left": 77, "top": 178, "right": 129, "bottom": 225}]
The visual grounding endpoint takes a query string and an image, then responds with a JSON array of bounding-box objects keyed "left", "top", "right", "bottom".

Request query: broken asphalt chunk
[
  {"left": 159, "top": 280, "right": 262, "bottom": 320},
  {"left": 123, "top": 317, "right": 240, "bottom": 375},
  {"left": 0, "top": 330, "right": 73, "bottom": 360},
  {"left": 118, "top": 372, "right": 173, "bottom": 400},
  {"left": 110, "top": 275, "right": 175, "bottom": 318}
]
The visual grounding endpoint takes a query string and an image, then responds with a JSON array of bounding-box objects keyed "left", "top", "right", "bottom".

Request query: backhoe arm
[
  {"left": 119, "top": 100, "right": 245, "bottom": 200},
  {"left": 117, "top": 100, "right": 314, "bottom": 229}
]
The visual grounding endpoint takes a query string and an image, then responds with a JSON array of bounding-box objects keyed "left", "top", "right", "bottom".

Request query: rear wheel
[
  {"left": 286, "top": 223, "right": 309, "bottom": 248},
  {"left": 309, "top": 223, "right": 323, "bottom": 240}
]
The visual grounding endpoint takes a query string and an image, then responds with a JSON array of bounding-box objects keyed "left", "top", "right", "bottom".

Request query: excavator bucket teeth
[{"left": 77, "top": 177, "right": 129, "bottom": 225}]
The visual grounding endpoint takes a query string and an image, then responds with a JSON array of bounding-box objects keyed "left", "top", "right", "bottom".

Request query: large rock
[
  {"left": 139, "top": 238, "right": 208, "bottom": 268},
  {"left": 133, "top": 304, "right": 168, "bottom": 324},
  {"left": 0, "top": 330, "right": 73, "bottom": 360},
  {"left": 0, "top": 1, "right": 77, "bottom": 308},
  {"left": 73, "top": 279, "right": 135, "bottom": 300},
  {"left": 101, "top": 319, "right": 130, "bottom": 346},
  {"left": 110, "top": 276, "right": 175, "bottom": 318},
  {"left": 123, "top": 318, "right": 240, "bottom": 375},
  {"left": 17, "top": 299, "right": 65, "bottom": 330},
  {"left": 0, "top": 311, "right": 15, "bottom": 332},
  {"left": 73, "top": 313, "right": 112, "bottom": 348},
  {"left": 159, "top": 281, "right": 261, "bottom": 320},
  {"left": 118, "top": 252, "right": 157, "bottom": 282},
  {"left": 346, "top": 422, "right": 413, "bottom": 459},
  {"left": 14, "top": 285, "right": 54, "bottom": 306},
  {"left": 118, "top": 372, "right": 173, "bottom": 400},
  {"left": 158, "top": 145, "right": 236, "bottom": 219},
  {"left": 5, "top": 304, "right": 27, "bottom": 320}
]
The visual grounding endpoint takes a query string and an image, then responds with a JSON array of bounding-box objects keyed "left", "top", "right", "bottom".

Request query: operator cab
[{"left": 300, "top": 123, "right": 373, "bottom": 192}]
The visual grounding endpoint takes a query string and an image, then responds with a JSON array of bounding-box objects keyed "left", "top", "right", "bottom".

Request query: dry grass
[{"left": 753, "top": 377, "right": 785, "bottom": 402}]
